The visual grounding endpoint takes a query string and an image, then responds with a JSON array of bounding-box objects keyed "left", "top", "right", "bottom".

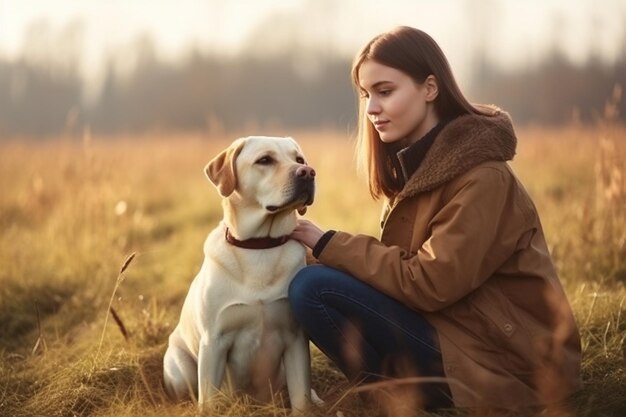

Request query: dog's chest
[
  {"left": 200, "top": 239, "right": 305, "bottom": 343},
  {"left": 217, "top": 298, "right": 297, "bottom": 389},
  {"left": 217, "top": 298, "right": 296, "bottom": 340},
  {"left": 197, "top": 232, "right": 306, "bottom": 389},
  {"left": 239, "top": 255, "right": 296, "bottom": 288},
  {"left": 210, "top": 240, "right": 305, "bottom": 289}
]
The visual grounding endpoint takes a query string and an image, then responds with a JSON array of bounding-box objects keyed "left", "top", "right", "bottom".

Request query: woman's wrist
[{"left": 312, "top": 230, "right": 336, "bottom": 258}]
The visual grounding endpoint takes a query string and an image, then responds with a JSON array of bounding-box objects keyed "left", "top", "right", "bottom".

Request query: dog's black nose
[{"left": 296, "top": 166, "right": 316, "bottom": 179}]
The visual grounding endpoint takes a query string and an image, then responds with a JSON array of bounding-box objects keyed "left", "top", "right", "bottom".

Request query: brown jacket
[{"left": 316, "top": 107, "right": 582, "bottom": 408}]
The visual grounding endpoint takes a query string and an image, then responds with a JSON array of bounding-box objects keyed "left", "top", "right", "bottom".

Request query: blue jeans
[{"left": 288, "top": 265, "right": 453, "bottom": 410}]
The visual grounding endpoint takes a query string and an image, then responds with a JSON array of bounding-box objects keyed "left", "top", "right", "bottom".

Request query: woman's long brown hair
[{"left": 352, "top": 26, "right": 489, "bottom": 200}]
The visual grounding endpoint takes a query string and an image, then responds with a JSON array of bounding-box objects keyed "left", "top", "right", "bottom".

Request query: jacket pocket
[{"left": 467, "top": 286, "right": 540, "bottom": 373}]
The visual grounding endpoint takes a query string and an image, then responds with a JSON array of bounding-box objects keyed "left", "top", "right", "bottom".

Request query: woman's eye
[
  {"left": 296, "top": 156, "right": 305, "bottom": 164},
  {"left": 255, "top": 156, "right": 274, "bottom": 165},
  {"left": 379, "top": 89, "right": 392, "bottom": 96}
]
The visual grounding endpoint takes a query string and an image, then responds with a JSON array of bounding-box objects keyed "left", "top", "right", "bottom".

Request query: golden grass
[{"left": 0, "top": 122, "right": 624, "bottom": 416}]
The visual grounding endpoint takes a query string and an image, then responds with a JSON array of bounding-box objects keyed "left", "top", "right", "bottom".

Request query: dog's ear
[{"left": 205, "top": 139, "right": 245, "bottom": 197}]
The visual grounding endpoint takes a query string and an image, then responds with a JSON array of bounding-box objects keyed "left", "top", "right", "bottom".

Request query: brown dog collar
[{"left": 225, "top": 228, "right": 290, "bottom": 249}]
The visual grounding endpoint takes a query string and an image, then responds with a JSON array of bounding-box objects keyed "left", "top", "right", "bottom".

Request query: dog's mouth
[
  {"left": 266, "top": 184, "right": 315, "bottom": 214},
  {"left": 266, "top": 191, "right": 313, "bottom": 213}
]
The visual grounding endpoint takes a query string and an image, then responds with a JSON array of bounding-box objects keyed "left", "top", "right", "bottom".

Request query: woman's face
[{"left": 358, "top": 60, "right": 438, "bottom": 145}]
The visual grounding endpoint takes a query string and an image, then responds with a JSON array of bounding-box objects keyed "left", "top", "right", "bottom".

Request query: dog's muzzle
[{"left": 266, "top": 166, "right": 315, "bottom": 212}]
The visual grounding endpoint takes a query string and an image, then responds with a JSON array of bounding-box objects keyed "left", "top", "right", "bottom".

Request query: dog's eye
[
  {"left": 296, "top": 156, "right": 305, "bottom": 164},
  {"left": 255, "top": 156, "right": 274, "bottom": 165}
]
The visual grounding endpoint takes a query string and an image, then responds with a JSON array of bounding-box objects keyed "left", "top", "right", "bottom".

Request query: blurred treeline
[{"left": 0, "top": 30, "right": 624, "bottom": 138}]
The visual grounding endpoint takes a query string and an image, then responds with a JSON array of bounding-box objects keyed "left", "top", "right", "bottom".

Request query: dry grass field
[{"left": 0, "top": 119, "right": 625, "bottom": 416}]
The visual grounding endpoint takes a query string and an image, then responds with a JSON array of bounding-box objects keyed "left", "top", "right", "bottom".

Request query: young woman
[{"left": 288, "top": 26, "right": 581, "bottom": 411}]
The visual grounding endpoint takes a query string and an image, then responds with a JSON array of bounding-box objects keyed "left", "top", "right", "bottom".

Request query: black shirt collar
[{"left": 395, "top": 118, "right": 452, "bottom": 183}]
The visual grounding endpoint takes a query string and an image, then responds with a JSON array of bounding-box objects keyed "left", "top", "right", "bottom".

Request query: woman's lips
[{"left": 374, "top": 120, "right": 389, "bottom": 129}]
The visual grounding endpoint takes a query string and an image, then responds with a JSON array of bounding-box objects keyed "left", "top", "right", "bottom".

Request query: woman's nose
[{"left": 366, "top": 97, "right": 381, "bottom": 115}]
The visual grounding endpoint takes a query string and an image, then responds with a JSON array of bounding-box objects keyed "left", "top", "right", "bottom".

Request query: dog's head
[{"left": 205, "top": 136, "right": 315, "bottom": 215}]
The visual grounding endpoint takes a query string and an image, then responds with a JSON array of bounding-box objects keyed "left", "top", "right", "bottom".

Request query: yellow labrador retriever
[{"left": 163, "top": 136, "right": 316, "bottom": 412}]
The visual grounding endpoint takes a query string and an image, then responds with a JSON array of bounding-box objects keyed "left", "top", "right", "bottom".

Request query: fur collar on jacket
[{"left": 395, "top": 104, "right": 517, "bottom": 202}]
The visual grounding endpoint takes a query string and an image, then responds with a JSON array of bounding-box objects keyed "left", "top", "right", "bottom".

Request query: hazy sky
[{"left": 0, "top": 0, "right": 624, "bottom": 95}]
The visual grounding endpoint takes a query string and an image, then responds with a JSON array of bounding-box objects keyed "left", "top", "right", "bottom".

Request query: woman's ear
[{"left": 424, "top": 75, "right": 439, "bottom": 102}]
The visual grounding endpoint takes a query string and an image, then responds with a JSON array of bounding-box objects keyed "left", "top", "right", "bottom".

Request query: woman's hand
[{"left": 291, "top": 219, "right": 325, "bottom": 249}]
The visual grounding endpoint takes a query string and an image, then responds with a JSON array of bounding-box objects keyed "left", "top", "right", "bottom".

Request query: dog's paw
[{"left": 311, "top": 388, "right": 325, "bottom": 406}]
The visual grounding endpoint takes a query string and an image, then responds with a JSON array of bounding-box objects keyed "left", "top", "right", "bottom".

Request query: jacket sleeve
[{"left": 316, "top": 166, "right": 531, "bottom": 312}]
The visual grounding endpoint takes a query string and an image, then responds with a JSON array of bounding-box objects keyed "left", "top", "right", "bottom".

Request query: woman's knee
[
  {"left": 289, "top": 265, "right": 323, "bottom": 303},
  {"left": 289, "top": 265, "right": 343, "bottom": 317}
]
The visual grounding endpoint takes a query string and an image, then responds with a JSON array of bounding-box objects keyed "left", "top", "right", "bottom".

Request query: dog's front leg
[
  {"left": 284, "top": 328, "right": 313, "bottom": 413},
  {"left": 197, "top": 332, "right": 226, "bottom": 409}
]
